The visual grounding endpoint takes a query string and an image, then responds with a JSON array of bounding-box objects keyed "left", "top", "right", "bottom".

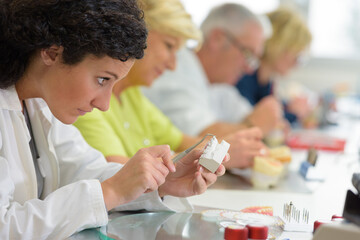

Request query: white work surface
[
  {"left": 189, "top": 115, "right": 360, "bottom": 240},
  {"left": 68, "top": 98, "right": 360, "bottom": 240}
]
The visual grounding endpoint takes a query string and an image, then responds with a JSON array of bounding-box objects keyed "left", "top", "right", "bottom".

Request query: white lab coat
[
  {"left": 0, "top": 87, "right": 192, "bottom": 240},
  {"left": 208, "top": 84, "right": 253, "bottom": 123},
  {"left": 142, "top": 48, "right": 252, "bottom": 136}
]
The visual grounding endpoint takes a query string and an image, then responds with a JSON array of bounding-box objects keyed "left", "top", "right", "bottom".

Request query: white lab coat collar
[
  {"left": 0, "top": 86, "right": 59, "bottom": 198},
  {"left": 0, "top": 85, "right": 50, "bottom": 119},
  {"left": 0, "top": 86, "right": 22, "bottom": 111},
  {"left": 0, "top": 86, "right": 53, "bottom": 145}
]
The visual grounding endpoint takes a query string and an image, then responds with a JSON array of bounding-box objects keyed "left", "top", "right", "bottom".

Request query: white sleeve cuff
[
  {"left": 77, "top": 179, "right": 109, "bottom": 232},
  {"left": 91, "top": 180, "right": 109, "bottom": 226}
]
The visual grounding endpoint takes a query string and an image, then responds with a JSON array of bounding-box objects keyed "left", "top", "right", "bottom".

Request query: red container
[
  {"left": 246, "top": 224, "right": 268, "bottom": 239},
  {"left": 224, "top": 225, "right": 248, "bottom": 240},
  {"left": 313, "top": 220, "right": 333, "bottom": 232},
  {"left": 331, "top": 214, "right": 343, "bottom": 220}
]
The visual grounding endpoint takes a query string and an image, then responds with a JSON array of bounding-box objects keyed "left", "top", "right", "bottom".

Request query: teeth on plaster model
[{"left": 199, "top": 136, "right": 230, "bottom": 173}]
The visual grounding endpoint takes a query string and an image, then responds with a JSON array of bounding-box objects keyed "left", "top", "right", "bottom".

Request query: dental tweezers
[{"left": 172, "top": 133, "right": 215, "bottom": 163}]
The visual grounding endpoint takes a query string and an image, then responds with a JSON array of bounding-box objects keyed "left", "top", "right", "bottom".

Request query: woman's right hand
[{"left": 101, "top": 145, "right": 175, "bottom": 210}]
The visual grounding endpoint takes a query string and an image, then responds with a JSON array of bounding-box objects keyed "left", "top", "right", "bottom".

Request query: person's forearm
[
  {"left": 106, "top": 155, "right": 130, "bottom": 164},
  {"left": 101, "top": 179, "right": 119, "bottom": 211},
  {"left": 199, "top": 122, "right": 247, "bottom": 138}
]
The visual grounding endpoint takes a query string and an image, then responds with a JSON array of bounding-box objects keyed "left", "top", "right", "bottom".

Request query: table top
[
  {"left": 187, "top": 117, "right": 360, "bottom": 239},
  {"left": 69, "top": 211, "right": 235, "bottom": 240},
  {"left": 70, "top": 105, "right": 360, "bottom": 240}
]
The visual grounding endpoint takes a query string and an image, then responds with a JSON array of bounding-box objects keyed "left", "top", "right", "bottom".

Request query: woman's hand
[
  {"left": 101, "top": 145, "right": 175, "bottom": 210},
  {"left": 287, "top": 96, "right": 313, "bottom": 120},
  {"left": 158, "top": 149, "right": 229, "bottom": 198}
]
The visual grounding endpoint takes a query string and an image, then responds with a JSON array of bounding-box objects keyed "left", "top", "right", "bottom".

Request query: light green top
[{"left": 74, "top": 86, "right": 183, "bottom": 157}]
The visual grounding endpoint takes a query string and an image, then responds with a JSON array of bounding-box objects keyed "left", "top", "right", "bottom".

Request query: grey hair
[{"left": 200, "top": 3, "right": 262, "bottom": 37}]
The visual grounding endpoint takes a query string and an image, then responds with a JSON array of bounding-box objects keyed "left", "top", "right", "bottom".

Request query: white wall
[
  {"left": 283, "top": 58, "right": 360, "bottom": 95},
  {"left": 181, "top": 0, "right": 279, "bottom": 26},
  {"left": 181, "top": 0, "right": 360, "bottom": 96}
]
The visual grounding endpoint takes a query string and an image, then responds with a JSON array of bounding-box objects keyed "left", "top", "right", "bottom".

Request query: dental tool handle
[
  {"left": 171, "top": 133, "right": 215, "bottom": 163},
  {"left": 172, "top": 151, "right": 187, "bottom": 163}
]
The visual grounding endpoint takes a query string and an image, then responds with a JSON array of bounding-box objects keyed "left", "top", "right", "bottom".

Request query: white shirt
[
  {"left": 209, "top": 84, "right": 253, "bottom": 123},
  {"left": 142, "top": 48, "right": 252, "bottom": 136},
  {"left": 0, "top": 87, "right": 191, "bottom": 240}
]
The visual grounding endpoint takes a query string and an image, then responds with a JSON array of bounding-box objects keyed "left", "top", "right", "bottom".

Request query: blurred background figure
[
  {"left": 143, "top": 3, "right": 284, "bottom": 139},
  {"left": 74, "top": 0, "right": 203, "bottom": 164},
  {"left": 236, "top": 8, "right": 313, "bottom": 127},
  {"left": 74, "top": 0, "right": 266, "bottom": 169}
]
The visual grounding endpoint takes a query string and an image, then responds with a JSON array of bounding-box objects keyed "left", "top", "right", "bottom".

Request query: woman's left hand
[{"left": 158, "top": 149, "right": 229, "bottom": 198}]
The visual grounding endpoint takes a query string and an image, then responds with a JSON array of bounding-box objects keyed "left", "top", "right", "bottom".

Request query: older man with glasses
[{"left": 143, "top": 3, "right": 284, "bottom": 169}]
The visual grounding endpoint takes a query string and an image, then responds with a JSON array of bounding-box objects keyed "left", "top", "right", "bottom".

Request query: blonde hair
[
  {"left": 262, "top": 8, "right": 312, "bottom": 62},
  {"left": 138, "top": 0, "right": 202, "bottom": 46}
]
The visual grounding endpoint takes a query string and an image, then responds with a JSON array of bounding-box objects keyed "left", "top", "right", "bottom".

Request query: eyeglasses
[{"left": 223, "top": 30, "right": 260, "bottom": 70}]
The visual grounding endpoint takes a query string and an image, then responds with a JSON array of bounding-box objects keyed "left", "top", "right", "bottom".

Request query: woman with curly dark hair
[{"left": 0, "top": 0, "right": 227, "bottom": 239}]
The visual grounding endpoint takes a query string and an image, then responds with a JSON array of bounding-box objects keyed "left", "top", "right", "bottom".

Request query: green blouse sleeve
[
  {"left": 143, "top": 94, "right": 183, "bottom": 151},
  {"left": 73, "top": 108, "right": 127, "bottom": 157}
]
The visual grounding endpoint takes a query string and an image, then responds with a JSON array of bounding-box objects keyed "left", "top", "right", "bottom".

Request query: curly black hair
[{"left": 0, "top": 0, "right": 147, "bottom": 89}]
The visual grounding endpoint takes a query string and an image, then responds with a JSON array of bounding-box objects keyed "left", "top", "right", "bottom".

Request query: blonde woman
[
  {"left": 74, "top": 0, "right": 266, "bottom": 168},
  {"left": 236, "top": 8, "right": 312, "bottom": 124}
]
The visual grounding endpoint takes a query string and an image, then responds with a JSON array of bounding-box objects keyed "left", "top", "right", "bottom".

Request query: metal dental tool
[{"left": 172, "top": 133, "right": 215, "bottom": 163}]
